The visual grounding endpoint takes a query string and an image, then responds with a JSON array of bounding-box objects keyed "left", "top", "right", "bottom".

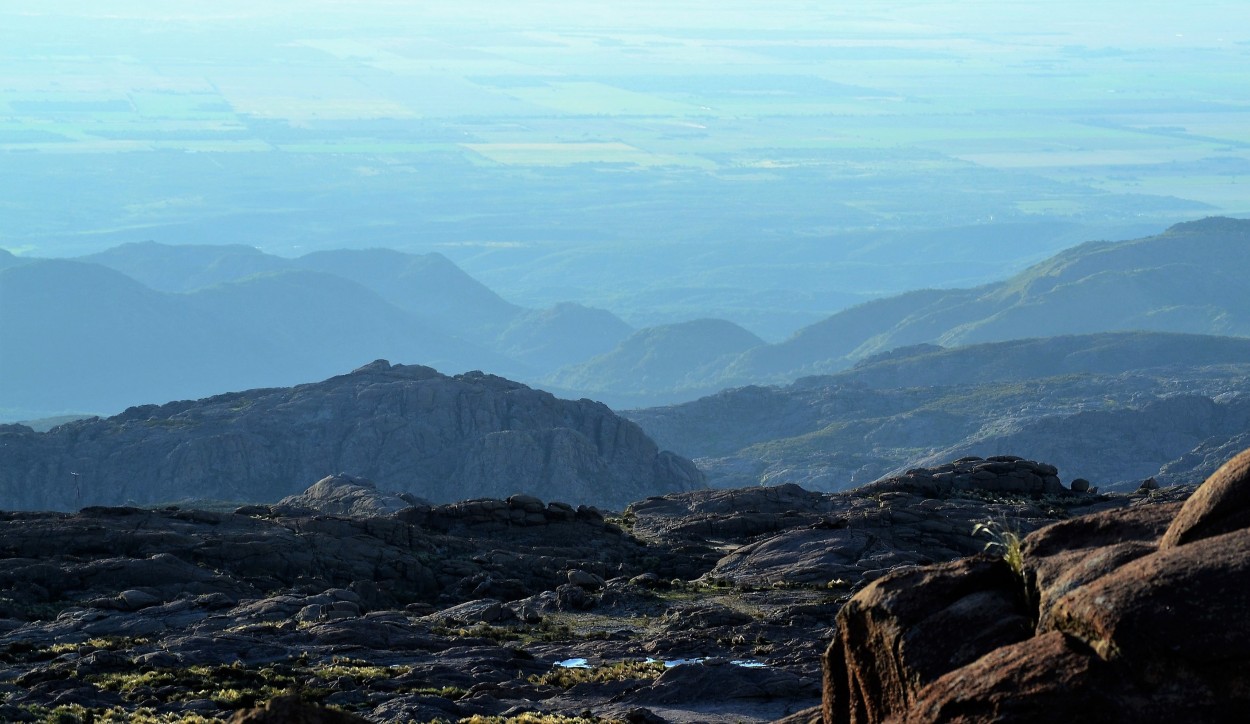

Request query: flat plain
[{"left": 1, "top": 1, "right": 1246, "bottom": 334}]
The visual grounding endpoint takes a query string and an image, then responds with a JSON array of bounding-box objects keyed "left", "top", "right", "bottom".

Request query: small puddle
[
  {"left": 554, "top": 658, "right": 592, "bottom": 669},
  {"left": 555, "top": 657, "right": 769, "bottom": 670},
  {"left": 646, "top": 657, "right": 769, "bottom": 669},
  {"left": 652, "top": 657, "right": 700, "bottom": 668}
]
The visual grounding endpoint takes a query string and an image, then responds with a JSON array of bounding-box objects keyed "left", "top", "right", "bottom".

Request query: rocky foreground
[
  {"left": 816, "top": 447, "right": 1250, "bottom": 723},
  {"left": 0, "top": 455, "right": 1195, "bottom": 723}
]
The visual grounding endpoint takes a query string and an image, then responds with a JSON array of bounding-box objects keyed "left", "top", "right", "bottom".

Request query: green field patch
[
  {"left": 10, "top": 99, "right": 133, "bottom": 113},
  {"left": 128, "top": 91, "right": 236, "bottom": 119},
  {"left": 953, "top": 146, "right": 1225, "bottom": 169},
  {"left": 1014, "top": 199, "right": 1092, "bottom": 215},
  {"left": 463, "top": 141, "right": 706, "bottom": 167},
  {"left": 220, "top": 94, "right": 417, "bottom": 121},
  {"left": 0, "top": 127, "right": 74, "bottom": 143},
  {"left": 505, "top": 81, "right": 704, "bottom": 116},
  {"left": 276, "top": 141, "right": 451, "bottom": 154}
]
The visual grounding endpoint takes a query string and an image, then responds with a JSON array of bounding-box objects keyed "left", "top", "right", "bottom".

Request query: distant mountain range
[
  {"left": 0, "top": 361, "right": 704, "bottom": 511},
  {"left": 2, "top": 217, "right": 1248, "bottom": 418},
  {"left": 1, "top": 243, "right": 633, "bottom": 418},
  {"left": 570, "top": 217, "right": 1250, "bottom": 405},
  {"left": 628, "top": 331, "right": 1250, "bottom": 493},
  {"left": 0, "top": 257, "right": 518, "bottom": 416},
  {"left": 543, "top": 319, "right": 765, "bottom": 404}
]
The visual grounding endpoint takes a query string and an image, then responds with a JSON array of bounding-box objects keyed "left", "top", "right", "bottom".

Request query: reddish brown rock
[
  {"left": 822, "top": 556, "right": 1030, "bottom": 724},
  {"left": 903, "top": 631, "right": 1125, "bottom": 724},
  {"left": 819, "top": 446, "right": 1250, "bottom": 724},
  {"left": 1021, "top": 503, "right": 1179, "bottom": 630},
  {"left": 1160, "top": 446, "right": 1250, "bottom": 548},
  {"left": 1045, "top": 527, "right": 1250, "bottom": 708}
]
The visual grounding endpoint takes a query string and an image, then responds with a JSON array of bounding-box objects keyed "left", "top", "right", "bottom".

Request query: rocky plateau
[{"left": 0, "top": 450, "right": 1207, "bottom": 723}]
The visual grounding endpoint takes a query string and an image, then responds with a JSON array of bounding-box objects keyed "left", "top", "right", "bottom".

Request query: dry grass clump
[{"left": 528, "top": 659, "right": 665, "bottom": 688}]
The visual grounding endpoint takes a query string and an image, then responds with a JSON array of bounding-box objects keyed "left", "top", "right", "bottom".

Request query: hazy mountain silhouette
[
  {"left": 726, "top": 217, "right": 1250, "bottom": 384},
  {"left": 0, "top": 260, "right": 514, "bottom": 416},
  {"left": 518, "top": 218, "right": 1250, "bottom": 407},
  {"left": 497, "top": 302, "right": 635, "bottom": 371},
  {"left": 73, "top": 245, "right": 659, "bottom": 377},
  {"left": 0, "top": 259, "right": 242, "bottom": 415},
  {"left": 82, "top": 241, "right": 288, "bottom": 292},
  {"left": 84, "top": 243, "right": 525, "bottom": 339},
  {"left": 0, "top": 248, "right": 22, "bottom": 271},
  {"left": 545, "top": 319, "right": 765, "bottom": 404},
  {"left": 291, "top": 248, "right": 523, "bottom": 340},
  {"left": 8, "top": 218, "right": 1249, "bottom": 416},
  {"left": 3, "top": 242, "right": 639, "bottom": 418}
]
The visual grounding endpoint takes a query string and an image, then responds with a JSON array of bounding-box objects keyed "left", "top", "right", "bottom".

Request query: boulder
[
  {"left": 1021, "top": 502, "right": 1180, "bottom": 629},
  {"left": 819, "top": 446, "right": 1250, "bottom": 723},
  {"left": 1045, "top": 528, "right": 1250, "bottom": 696},
  {"left": 567, "top": 569, "right": 605, "bottom": 590},
  {"left": 822, "top": 556, "right": 1031, "bottom": 723},
  {"left": 859, "top": 457, "right": 1069, "bottom": 498},
  {"left": 276, "top": 473, "right": 419, "bottom": 517},
  {"left": 1159, "top": 446, "right": 1250, "bottom": 548},
  {"left": 904, "top": 631, "right": 1126, "bottom": 723}
]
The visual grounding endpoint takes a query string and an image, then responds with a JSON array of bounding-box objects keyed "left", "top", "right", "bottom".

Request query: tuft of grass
[
  {"left": 12, "top": 703, "right": 222, "bottom": 723},
  {"left": 309, "top": 661, "right": 410, "bottom": 682},
  {"left": 528, "top": 660, "right": 664, "bottom": 688},
  {"left": 414, "top": 685, "right": 469, "bottom": 700},
  {"left": 973, "top": 519, "right": 1024, "bottom": 578},
  {"left": 87, "top": 662, "right": 303, "bottom": 707}
]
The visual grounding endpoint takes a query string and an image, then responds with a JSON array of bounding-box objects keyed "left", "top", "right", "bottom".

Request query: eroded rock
[{"left": 819, "top": 446, "right": 1250, "bottom": 724}]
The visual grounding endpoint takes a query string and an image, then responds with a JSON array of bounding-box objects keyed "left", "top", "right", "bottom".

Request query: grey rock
[
  {"left": 568, "top": 570, "right": 605, "bottom": 590},
  {"left": 117, "top": 589, "right": 160, "bottom": 611},
  {"left": 0, "top": 362, "right": 705, "bottom": 511},
  {"left": 433, "top": 599, "right": 507, "bottom": 626},
  {"left": 278, "top": 474, "right": 419, "bottom": 517}
]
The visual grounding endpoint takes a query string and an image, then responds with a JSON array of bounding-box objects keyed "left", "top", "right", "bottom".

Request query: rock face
[
  {"left": 820, "top": 446, "right": 1250, "bottom": 723},
  {"left": 0, "top": 360, "right": 704, "bottom": 511}
]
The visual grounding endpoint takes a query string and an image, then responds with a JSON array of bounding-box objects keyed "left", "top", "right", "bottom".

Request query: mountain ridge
[
  {"left": 629, "top": 330, "right": 1250, "bottom": 492},
  {"left": 0, "top": 360, "right": 704, "bottom": 511},
  {"left": 6, "top": 217, "right": 1249, "bottom": 417}
]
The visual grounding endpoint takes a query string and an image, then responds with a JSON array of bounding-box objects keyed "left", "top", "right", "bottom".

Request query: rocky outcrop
[
  {"left": 276, "top": 474, "right": 425, "bottom": 517},
  {"left": 859, "top": 455, "right": 1068, "bottom": 497},
  {"left": 820, "top": 446, "right": 1250, "bottom": 723},
  {"left": 0, "top": 360, "right": 704, "bottom": 511}
]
